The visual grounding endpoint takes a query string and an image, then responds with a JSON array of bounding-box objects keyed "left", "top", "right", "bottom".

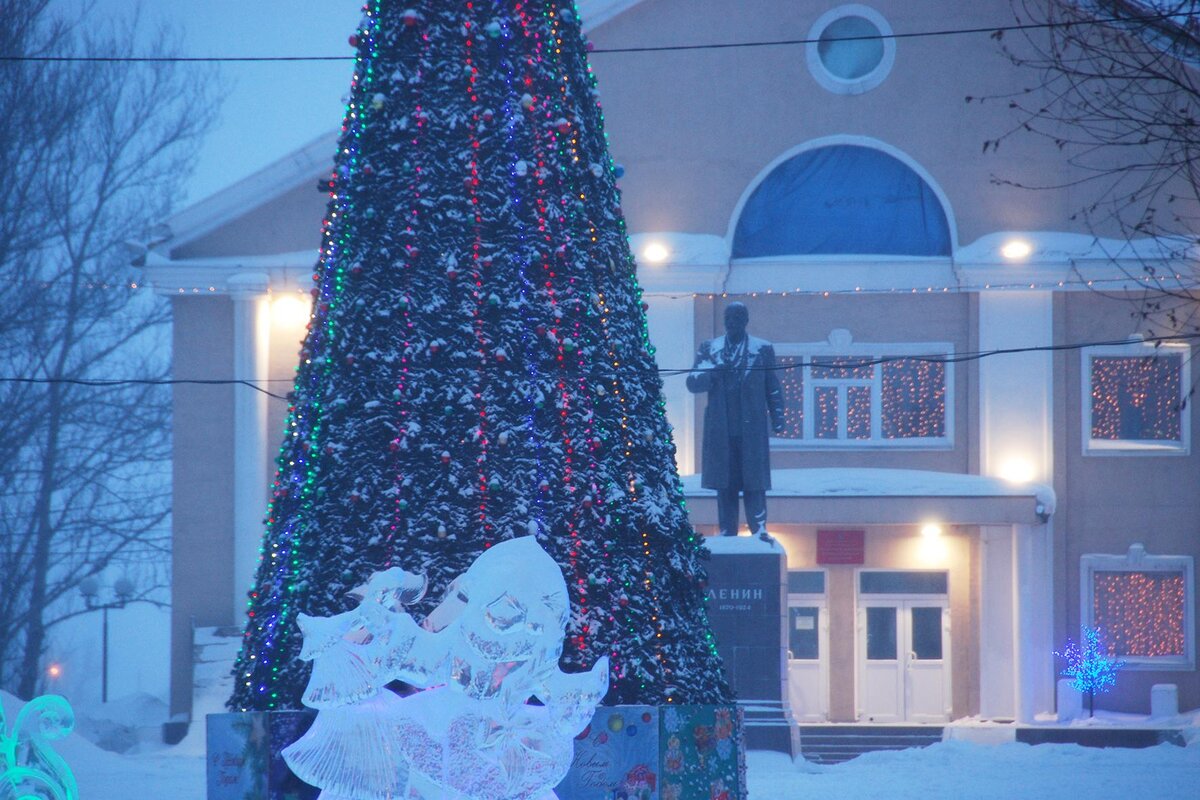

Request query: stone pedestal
[{"left": 704, "top": 535, "right": 798, "bottom": 756}]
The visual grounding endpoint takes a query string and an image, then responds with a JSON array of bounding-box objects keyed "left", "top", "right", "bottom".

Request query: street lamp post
[{"left": 78, "top": 576, "right": 135, "bottom": 703}]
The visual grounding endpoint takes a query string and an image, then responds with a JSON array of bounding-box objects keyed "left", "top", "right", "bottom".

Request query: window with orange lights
[
  {"left": 773, "top": 334, "right": 952, "bottom": 449},
  {"left": 1081, "top": 545, "right": 1195, "bottom": 669},
  {"left": 1082, "top": 342, "right": 1191, "bottom": 454}
]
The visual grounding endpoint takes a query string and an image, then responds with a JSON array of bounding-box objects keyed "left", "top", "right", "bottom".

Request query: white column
[
  {"left": 644, "top": 293, "right": 696, "bottom": 474},
  {"left": 978, "top": 291, "right": 1053, "bottom": 483},
  {"left": 1013, "top": 522, "right": 1055, "bottom": 723},
  {"left": 228, "top": 273, "right": 271, "bottom": 617},
  {"left": 979, "top": 524, "right": 1016, "bottom": 720}
]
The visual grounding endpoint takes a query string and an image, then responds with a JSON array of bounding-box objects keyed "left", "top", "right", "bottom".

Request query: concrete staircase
[
  {"left": 797, "top": 725, "right": 945, "bottom": 764},
  {"left": 194, "top": 625, "right": 243, "bottom": 710}
]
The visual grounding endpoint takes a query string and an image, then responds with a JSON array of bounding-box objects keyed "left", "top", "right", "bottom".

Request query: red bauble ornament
[
  {"left": 348, "top": 34, "right": 360, "bottom": 47},
  {"left": 402, "top": 9, "right": 421, "bottom": 26},
  {"left": 440, "top": 451, "right": 451, "bottom": 464}
]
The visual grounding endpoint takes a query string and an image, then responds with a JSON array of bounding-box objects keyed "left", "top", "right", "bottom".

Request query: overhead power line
[
  {"left": 0, "top": 10, "right": 1195, "bottom": 63},
  {"left": 2, "top": 333, "right": 1196, "bottom": 402}
]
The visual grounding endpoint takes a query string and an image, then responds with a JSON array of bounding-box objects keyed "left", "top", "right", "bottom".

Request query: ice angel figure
[{"left": 283, "top": 536, "right": 608, "bottom": 800}]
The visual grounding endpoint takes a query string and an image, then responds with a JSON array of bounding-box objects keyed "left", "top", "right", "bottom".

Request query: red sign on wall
[{"left": 817, "top": 529, "right": 865, "bottom": 565}]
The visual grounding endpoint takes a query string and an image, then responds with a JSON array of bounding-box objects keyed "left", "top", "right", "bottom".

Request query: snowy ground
[
  {"left": 747, "top": 741, "right": 1200, "bottom": 799},
  {"left": 6, "top": 690, "right": 1199, "bottom": 799}
]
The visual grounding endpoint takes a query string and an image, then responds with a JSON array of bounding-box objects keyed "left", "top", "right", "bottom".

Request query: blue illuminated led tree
[
  {"left": 1057, "top": 626, "right": 1125, "bottom": 717},
  {"left": 227, "top": 1, "right": 731, "bottom": 712}
]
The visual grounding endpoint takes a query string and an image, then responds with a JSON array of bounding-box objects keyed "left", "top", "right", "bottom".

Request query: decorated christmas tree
[{"left": 229, "top": 0, "right": 731, "bottom": 711}]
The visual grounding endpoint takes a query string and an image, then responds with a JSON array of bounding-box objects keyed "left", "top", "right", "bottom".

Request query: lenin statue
[{"left": 686, "top": 303, "right": 785, "bottom": 538}]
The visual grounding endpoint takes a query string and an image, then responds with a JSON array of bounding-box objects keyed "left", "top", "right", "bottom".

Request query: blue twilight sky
[{"left": 68, "top": 1, "right": 363, "bottom": 205}]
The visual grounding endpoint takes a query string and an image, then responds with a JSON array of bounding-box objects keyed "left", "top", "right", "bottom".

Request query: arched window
[{"left": 731, "top": 144, "right": 952, "bottom": 259}]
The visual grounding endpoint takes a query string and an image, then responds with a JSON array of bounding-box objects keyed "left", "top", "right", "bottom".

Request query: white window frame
[
  {"left": 806, "top": 5, "right": 896, "bottom": 96},
  {"left": 1081, "top": 341, "right": 1191, "bottom": 455},
  {"left": 773, "top": 330, "right": 954, "bottom": 450},
  {"left": 1081, "top": 544, "right": 1195, "bottom": 671}
]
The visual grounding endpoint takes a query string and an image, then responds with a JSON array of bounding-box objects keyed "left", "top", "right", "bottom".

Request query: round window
[{"left": 807, "top": 5, "right": 895, "bottom": 95}]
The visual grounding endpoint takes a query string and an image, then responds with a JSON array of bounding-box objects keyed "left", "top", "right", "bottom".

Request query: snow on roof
[
  {"left": 956, "top": 231, "right": 1197, "bottom": 266},
  {"left": 680, "top": 468, "right": 1057, "bottom": 515}
]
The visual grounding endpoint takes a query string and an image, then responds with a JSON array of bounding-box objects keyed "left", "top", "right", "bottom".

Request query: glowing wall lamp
[
  {"left": 271, "top": 293, "right": 311, "bottom": 327},
  {"left": 641, "top": 241, "right": 670, "bottom": 264},
  {"left": 918, "top": 522, "right": 948, "bottom": 563},
  {"left": 1000, "top": 238, "right": 1033, "bottom": 261},
  {"left": 998, "top": 457, "right": 1037, "bottom": 484}
]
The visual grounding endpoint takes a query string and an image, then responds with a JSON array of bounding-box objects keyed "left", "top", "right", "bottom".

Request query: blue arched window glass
[{"left": 732, "top": 145, "right": 952, "bottom": 259}]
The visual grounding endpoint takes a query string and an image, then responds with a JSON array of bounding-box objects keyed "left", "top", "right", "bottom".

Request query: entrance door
[
  {"left": 787, "top": 601, "right": 829, "bottom": 721},
  {"left": 857, "top": 600, "right": 951, "bottom": 723}
]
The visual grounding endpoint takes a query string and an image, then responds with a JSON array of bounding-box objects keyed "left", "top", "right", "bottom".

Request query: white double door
[{"left": 857, "top": 599, "right": 951, "bottom": 723}]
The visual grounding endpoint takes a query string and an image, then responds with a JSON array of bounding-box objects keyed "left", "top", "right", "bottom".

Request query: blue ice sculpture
[{"left": 0, "top": 693, "right": 79, "bottom": 800}]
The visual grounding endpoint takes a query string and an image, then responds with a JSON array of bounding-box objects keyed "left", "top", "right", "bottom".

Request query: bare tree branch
[
  {"left": 0, "top": 0, "right": 220, "bottom": 698},
  {"left": 986, "top": 1, "right": 1200, "bottom": 331}
]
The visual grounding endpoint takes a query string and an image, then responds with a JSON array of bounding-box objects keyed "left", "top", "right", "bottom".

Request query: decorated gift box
[{"left": 207, "top": 710, "right": 317, "bottom": 800}]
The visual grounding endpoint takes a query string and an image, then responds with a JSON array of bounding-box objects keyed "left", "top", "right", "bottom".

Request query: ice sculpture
[
  {"left": 283, "top": 536, "right": 609, "bottom": 800},
  {"left": 0, "top": 694, "right": 78, "bottom": 800}
]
